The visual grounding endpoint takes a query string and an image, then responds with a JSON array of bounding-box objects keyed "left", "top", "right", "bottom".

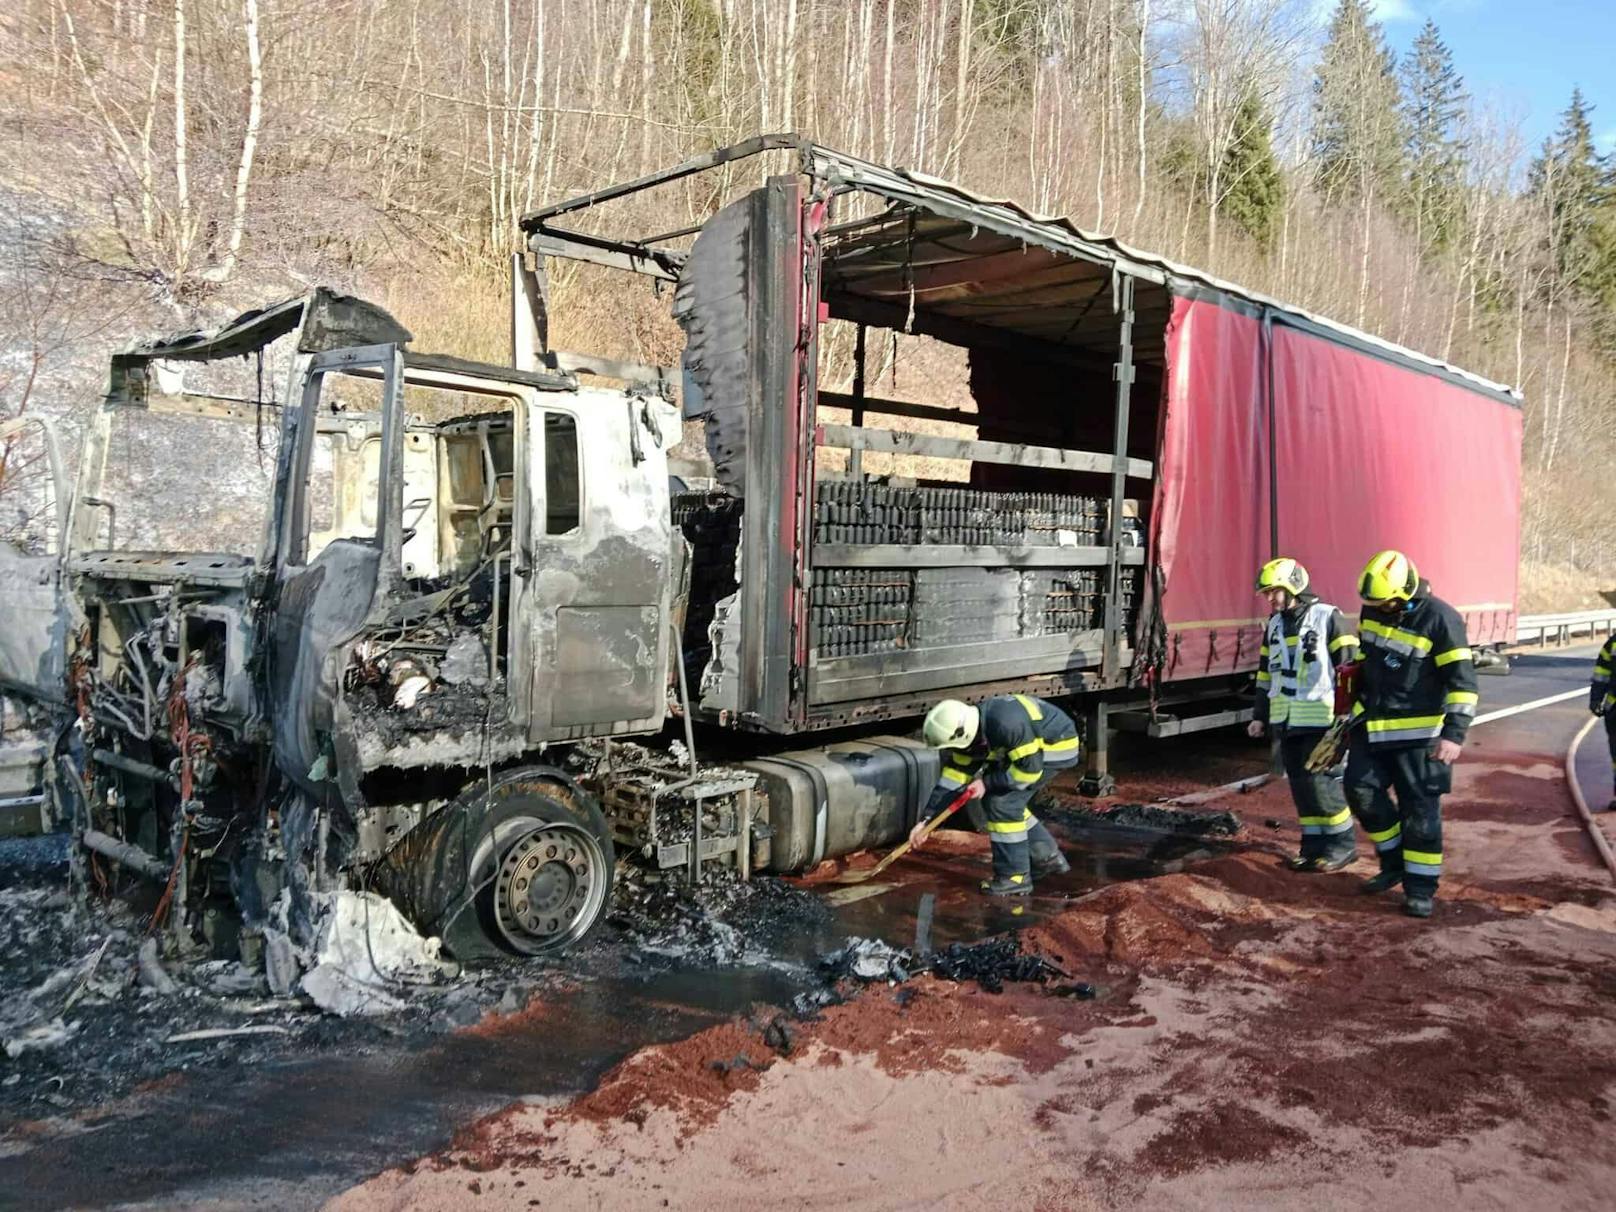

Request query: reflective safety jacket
[
  {"left": 1592, "top": 636, "right": 1616, "bottom": 713},
  {"left": 923, "top": 694, "right": 1082, "bottom": 821},
  {"left": 1254, "top": 594, "right": 1358, "bottom": 731},
  {"left": 1353, "top": 582, "right": 1477, "bottom": 747}
]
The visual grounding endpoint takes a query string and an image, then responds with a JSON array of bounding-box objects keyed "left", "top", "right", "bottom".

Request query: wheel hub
[{"left": 492, "top": 824, "right": 598, "bottom": 952}]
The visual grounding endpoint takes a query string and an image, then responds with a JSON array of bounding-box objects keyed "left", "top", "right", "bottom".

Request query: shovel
[{"left": 831, "top": 786, "right": 974, "bottom": 885}]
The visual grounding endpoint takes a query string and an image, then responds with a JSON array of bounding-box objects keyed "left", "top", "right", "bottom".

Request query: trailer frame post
[
  {"left": 848, "top": 322, "right": 866, "bottom": 479},
  {"left": 1102, "top": 273, "right": 1137, "bottom": 684},
  {"left": 1079, "top": 699, "right": 1116, "bottom": 797}
]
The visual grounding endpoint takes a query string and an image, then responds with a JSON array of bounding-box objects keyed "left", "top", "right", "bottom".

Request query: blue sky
[{"left": 1372, "top": 0, "right": 1616, "bottom": 155}]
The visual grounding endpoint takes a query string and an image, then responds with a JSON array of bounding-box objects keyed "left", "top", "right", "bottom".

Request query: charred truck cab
[
  {"left": 3, "top": 290, "right": 707, "bottom": 958},
  {"left": 0, "top": 134, "right": 1522, "bottom": 962}
]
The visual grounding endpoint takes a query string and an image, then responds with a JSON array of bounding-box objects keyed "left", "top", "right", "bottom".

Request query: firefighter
[
  {"left": 1345, "top": 550, "right": 1478, "bottom": 918},
  {"left": 1591, "top": 634, "right": 1616, "bottom": 812},
  {"left": 1245, "top": 557, "right": 1361, "bottom": 872},
  {"left": 913, "top": 695, "right": 1079, "bottom": 896}
]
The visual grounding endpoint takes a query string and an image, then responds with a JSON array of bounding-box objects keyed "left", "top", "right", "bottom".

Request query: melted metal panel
[{"left": 523, "top": 389, "right": 674, "bottom": 741}]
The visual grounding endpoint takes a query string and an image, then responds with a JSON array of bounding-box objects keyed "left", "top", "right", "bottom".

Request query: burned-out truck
[{"left": 0, "top": 136, "right": 1523, "bottom": 958}]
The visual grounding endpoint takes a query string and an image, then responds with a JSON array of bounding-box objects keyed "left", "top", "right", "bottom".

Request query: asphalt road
[{"left": 0, "top": 641, "right": 1605, "bottom": 1211}]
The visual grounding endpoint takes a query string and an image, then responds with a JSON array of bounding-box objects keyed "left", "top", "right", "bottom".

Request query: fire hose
[{"left": 1566, "top": 716, "right": 1616, "bottom": 883}]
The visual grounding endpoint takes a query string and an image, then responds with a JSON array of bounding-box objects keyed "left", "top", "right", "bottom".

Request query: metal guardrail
[{"left": 1515, "top": 610, "right": 1616, "bottom": 645}]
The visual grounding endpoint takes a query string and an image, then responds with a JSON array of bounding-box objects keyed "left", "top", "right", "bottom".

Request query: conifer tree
[
  {"left": 1401, "top": 19, "right": 1467, "bottom": 252},
  {"left": 1311, "top": 0, "right": 1407, "bottom": 207},
  {"left": 1219, "top": 90, "right": 1285, "bottom": 252},
  {"left": 1528, "top": 89, "right": 1613, "bottom": 293}
]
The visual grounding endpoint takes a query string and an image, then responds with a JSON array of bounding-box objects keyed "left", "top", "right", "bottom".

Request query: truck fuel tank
[{"left": 741, "top": 736, "right": 940, "bottom": 873}]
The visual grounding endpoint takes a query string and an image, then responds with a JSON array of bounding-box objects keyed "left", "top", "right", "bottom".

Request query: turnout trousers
[
  {"left": 980, "top": 768, "right": 1066, "bottom": 883},
  {"left": 1279, "top": 730, "right": 1357, "bottom": 866},
  {"left": 1344, "top": 731, "right": 1450, "bottom": 897},
  {"left": 1278, "top": 728, "right": 1356, "bottom": 863}
]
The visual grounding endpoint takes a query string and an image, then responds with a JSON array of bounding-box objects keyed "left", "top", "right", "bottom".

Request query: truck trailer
[{"left": 0, "top": 135, "right": 1522, "bottom": 961}]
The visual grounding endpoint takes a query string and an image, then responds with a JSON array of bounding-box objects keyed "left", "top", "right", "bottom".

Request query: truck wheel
[{"left": 373, "top": 766, "right": 615, "bottom": 960}]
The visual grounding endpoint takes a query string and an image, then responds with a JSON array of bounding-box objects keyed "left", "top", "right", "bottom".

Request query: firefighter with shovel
[{"left": 910, "top": 695, "right": 1079, "bottom": 897}]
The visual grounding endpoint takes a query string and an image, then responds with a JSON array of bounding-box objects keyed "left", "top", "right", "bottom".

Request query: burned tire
[{"left": 371, "top": 766, "right": 614, "bottom": 961}]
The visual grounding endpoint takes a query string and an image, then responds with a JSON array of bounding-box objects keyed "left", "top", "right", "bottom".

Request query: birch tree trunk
[
  {"left": 172, "top": 0, "right": 194, "bottom": 286},
  {"left": 207, "top": 0, "right": 263, "bottom": 283}
]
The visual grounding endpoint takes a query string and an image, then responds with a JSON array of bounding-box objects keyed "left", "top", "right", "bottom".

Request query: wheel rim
[{"left": 490, "top": 821, "right": 606, "bottom": 954}]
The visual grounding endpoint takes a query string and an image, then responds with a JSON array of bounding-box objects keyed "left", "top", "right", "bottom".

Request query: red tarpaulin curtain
[
  {"left": 1147, "top": 293, "right": 1521, "bottom": 683},
  {"left": 1270, "top": 323, "right": 1521, "bottom": 646}
]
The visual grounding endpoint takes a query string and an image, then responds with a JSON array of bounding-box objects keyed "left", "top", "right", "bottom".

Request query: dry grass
[{"left": 1516, "top": 560, "right": 1615, "bottom": 614}]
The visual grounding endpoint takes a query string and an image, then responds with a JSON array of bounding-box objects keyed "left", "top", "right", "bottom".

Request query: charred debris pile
[{"left": 0, "top": 830, "right": 825, "bottom": 1117}]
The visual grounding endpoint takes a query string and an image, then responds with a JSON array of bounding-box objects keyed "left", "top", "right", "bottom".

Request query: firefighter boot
[
  {"left": 1360, "top": 869, "right": 1404, "bottom": 895},
  {"left": 981, "top": 873, "right": 1033, "bottom": 897},
  {"left": 1311, "top": 851, "right": 1358, "bottom": 873},
  {"left": 1028, "top": 822, "right": 1069, "bottom": 879},
  {"left": 986, "top": 836, "right": 1033, "bottom": 897},
  {"left": 1404, "top": 894, "right": 1435, "bottom": 918},
  {"left": 1032, "top": 852, "right": 1071, "bottom": 879}
]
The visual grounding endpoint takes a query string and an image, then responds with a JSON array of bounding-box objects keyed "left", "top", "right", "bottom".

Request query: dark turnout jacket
[
  {"left": 923, "top": 694, "right": 1082, "bottom": 821},
  {"left": 1353, "top": 581, "right": 1478, "bottom": 747}
]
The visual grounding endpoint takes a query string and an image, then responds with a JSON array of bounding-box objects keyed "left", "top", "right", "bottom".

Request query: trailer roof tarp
[
  {"left": 1148, "top": 293, "right": 1522, "bottom": 681},
  {"left": 525, "top": 136, "right": 1520, "bottom": 403}
]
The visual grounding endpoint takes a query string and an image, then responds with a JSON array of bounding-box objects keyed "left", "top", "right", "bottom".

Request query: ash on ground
[
  {"left": 0, "top": 837, "right": 830, "bottom": 1123},
  {"left": 820, "top": 933, "right": 1068, "bottom": 996},
  {"left": 1040, "top": 797, "right": 1241, "bottom": 840},
  {"left": 602, "top": 864, "right": 832, "bottom": 968}
]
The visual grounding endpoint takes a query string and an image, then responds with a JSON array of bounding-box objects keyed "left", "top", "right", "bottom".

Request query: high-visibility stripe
[
  {"left": 1013, "top": 694, "right": 1043, "bottom": 721},
  {"left": 1365, "top": 823, "right": 1401, "bottom": 842},
  {"left": 1361, "top": 619, "right": 1434, "bottom": 655},
  {"left": 1256, "top": 671, "right": 1272, "bottom": 683},
  {"left": 1367, "top": 724, "right": 1444, "bottom": 743},
  {"left": 1298, "top": 807, "right": 1352, "bottom": 828},
  {"left": 1403, "top": 848, "right": 1442, "bottom": 876},
  {"left": 984, "top": 819, "right": 1029, "bottom": 835},
  {"left": 1008, "top": 765, "right": 1042, "bottom": 785},
  {"left": 1259, "top": 645, "right": 1270, "bottom": 657},
  {"left": 939, "top": 767, "right": 969, "bottom": 786},
  {"left": 1008, "top": 739, "right": 1041, "bottom": 761},
  {"left": 1301, "top": 820, "right": 1354, "bottom": 835},
  {"left": 1044, "top": 736, "right": 1080, "bottom": 753},
  {"left": 1286, "top": 700, "right": 1334, "bottom": 726},
  {"left": 1367, "top": 714, "right": 1444, "bottom": 734},
  {"left": 1595, "top": 663, "right": 1611, "bottom": 677},
  {"left": 1444, "top": 690, "right": 1478, "bottom": 717},
  {"left": 1329, "top": 634, "right": 1360, "bottom": 653},
  {"left": 1363, "top": 711, "right": 1441, "bottom": 740},
  {"left": 1351, "top": 701, "right": 1365, "bottom": 719},
  {"left": 948, "top": 750, "right": 976, "bottom": 768},
  {"left": 1434, "top": 647, "right": 1473, "bottom": 667}
]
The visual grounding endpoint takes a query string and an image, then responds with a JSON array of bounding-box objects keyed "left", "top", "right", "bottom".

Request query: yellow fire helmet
[
  {"left": 923, "top": 698, "right": 980, "bottom": 750},
  {"left": 1358, "top": 549, "right": 1419, "bottom": 603},
  {"left": 1255, "top": 557, "right": 1308, "bottom": 596}
]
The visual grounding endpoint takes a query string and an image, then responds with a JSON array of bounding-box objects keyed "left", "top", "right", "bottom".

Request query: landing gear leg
[{"left": 1078, "top": 701, "right": 1115, "bottom": 798}]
